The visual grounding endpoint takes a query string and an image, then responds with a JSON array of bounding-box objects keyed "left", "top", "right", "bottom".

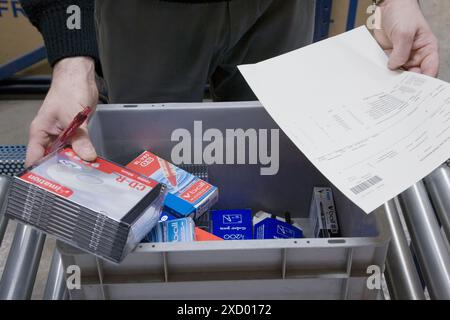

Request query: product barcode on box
[{"left": 351, "top": 176, "right": 383, "bottom": 195}]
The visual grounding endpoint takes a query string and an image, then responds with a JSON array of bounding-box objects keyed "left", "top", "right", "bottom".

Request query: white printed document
[{"left": 239, "top": 26, "right": 450, "bottom": 213}]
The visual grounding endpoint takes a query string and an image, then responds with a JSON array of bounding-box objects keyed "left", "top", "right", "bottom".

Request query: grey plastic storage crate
[{"left": 57, "top": 102, "right": 390, "bottom": 300}]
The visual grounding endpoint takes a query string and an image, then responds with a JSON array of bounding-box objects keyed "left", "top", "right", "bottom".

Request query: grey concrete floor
[{"left": 0, "top": 0, "right": 449, "bottom": 300}]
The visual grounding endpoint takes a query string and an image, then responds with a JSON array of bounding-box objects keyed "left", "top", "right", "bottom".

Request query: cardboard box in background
[
  {"left": 0, "top": 0, "right": 51, "bottom": 76},
  {"left": 329, "top": 0, "right": 373, "bottom": 37}
]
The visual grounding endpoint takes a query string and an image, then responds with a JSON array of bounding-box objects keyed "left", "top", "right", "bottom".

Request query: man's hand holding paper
[{"left": 239, "top": 26, "right": 450, "bottom": 213}]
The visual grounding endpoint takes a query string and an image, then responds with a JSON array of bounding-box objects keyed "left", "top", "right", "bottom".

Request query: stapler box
[
  {"left": 211, "top": 209, "right": 253, "bottom": 240},
  {"left": 309, "top": 187, "right": 340, "bottom": 238},
  {"left": 127, "top": 151, "right": 218, "bottom": 218}
]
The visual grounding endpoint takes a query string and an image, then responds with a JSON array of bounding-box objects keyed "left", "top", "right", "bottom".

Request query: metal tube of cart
[
  {"left": 424, "top": 163, "right": 450, "bottom": 242},
  {"left": 398, "top": 181, "right": 450, "bottom": 300},
  {"left": 383, "top": 199, "right": 425, "bottom": 300},
  {"left": 0, "top": 214, "right": 8, "bottom": 249},
  {"left": 0, "top": 176, "right": 10, "bottom": 247},
  {"left": 43, "top": 249, "right": 68, "bottom": 300},
  {"left": 0, "top": 224, "right": 46, "bottom": 300}
]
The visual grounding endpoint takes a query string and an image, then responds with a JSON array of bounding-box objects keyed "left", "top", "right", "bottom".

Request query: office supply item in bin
[
  {"left": 194, "top": 210, "right": 212, "bottom": 231},
  {"left": 0, "top": 145, "right": 26, "bottom": 176},
  {"left": 127, "top": 151, "right": 218, "bottom": 218},
  {"left": 239, "top": 26, "right": 450, "bottom": 213},
  {"left": 145, "top": 221, "right": 164, "bottom": 243},
  {"left": 195, "top": 227, "right": 223, "bottom": 241},
  {"left": 211, "top": 209, "right": 253, "bottom": 240},
  {"left": 4, "top": 147, "right": 167, "bottom": 263},
  {"left": 146, "top": 222, "right": 164, "bottom": 243},
  {"left": 192, "top": 210, "right": 225, "bottom": 241},
  {"left": 165, "top": 217, "right": 196, "bottom": 242},
  {"left": 158, "top": 157, "right": 177, "bottom": 187},
  {"left": 253, "top": 211, "right": 303, "bottom": 239},
  {"left": 309, "top": 187, "right": 340, "bottom": 238},
  {"left": 159, "top": 211, "right": 177, "bottom": 222},
  {"left": 44, "top": 106, "right": 92, "bottom": 156},
  {"left": 146, "top": 217, "right": 195, "bottom": 243},
  {"left": 141, "top": 211, "right": 176, "bottom": 242}
]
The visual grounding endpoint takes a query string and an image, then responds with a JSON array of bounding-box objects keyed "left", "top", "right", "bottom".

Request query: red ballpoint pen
[
  {"left": 158, "top": 157, "right": 178, "bottom": 187},
  {"left": 44, "top": 106, "right": 93, "bottom": 156}
]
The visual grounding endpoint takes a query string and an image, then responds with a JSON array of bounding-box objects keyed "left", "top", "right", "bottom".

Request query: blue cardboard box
[
  {"left": 211, "top": 209, "right": 253, "bottom": 240},
  {"left": 254, "top": 211, "right": 303, "bottom": 239},
  {"left": 145, "top": 216, "right": 195, "bottom": 243},
  {"left": 165, "top": 217, "right": 196, "bottom": 242},
  {"left": 159, "top": 211, "right": 177, "bottom": 223}
]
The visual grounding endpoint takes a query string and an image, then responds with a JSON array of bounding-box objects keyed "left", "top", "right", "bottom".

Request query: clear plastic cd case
[{"left": 4, "top": 147, "right": 167, "bottom": 263}]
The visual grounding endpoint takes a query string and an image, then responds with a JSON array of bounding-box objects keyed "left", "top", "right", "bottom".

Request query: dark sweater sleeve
[{"left": 19, "top": 0, "right": 101, "bottom": 74}]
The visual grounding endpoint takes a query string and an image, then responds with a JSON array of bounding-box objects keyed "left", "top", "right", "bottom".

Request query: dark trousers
[{"left": 95, "top": 0, "right": 315, "bottom": 103}]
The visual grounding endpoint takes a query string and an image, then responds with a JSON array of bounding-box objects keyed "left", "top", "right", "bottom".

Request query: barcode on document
[{"left": 351, "top": 176, "right": 383, "bottom": 195}]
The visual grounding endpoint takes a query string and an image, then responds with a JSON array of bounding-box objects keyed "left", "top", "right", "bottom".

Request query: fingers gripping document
[{"left": 238, "top": 27, "right": 450, "bottom": 213}]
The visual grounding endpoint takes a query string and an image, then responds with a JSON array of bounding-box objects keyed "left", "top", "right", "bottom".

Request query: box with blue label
[
  {"left": 165, "top": 217, "right": 196, "bottom": 242},
  {"left": 211, "top": 209, "right": 253, "bottom": 240},
  {"left": 127, "top": 151, "right": 218, "bottom": 218},
  {"left": 146, "top": 222, "right": 164, "bottom": 243},
  {"left": 142, "top": 211, "right": 176, "bottom": 243},
  {"left": 159, "top": 211, "right": 177, "bottom": 223},
  {"left": 254, "top": 211, "right": 303, "bottom": 239},
  {"left": 145, "top": 217, "right": 195, "bottom": 243}
]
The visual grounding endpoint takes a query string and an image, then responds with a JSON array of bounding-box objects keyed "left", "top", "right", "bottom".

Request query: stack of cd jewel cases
[{"left": 4, "top": 147, "right": 167, "bottom": 263}]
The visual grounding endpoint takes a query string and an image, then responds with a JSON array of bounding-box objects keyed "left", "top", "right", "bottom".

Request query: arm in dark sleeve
[{"left": 19, "top": 0, "right": 101, "bottom": 74}]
